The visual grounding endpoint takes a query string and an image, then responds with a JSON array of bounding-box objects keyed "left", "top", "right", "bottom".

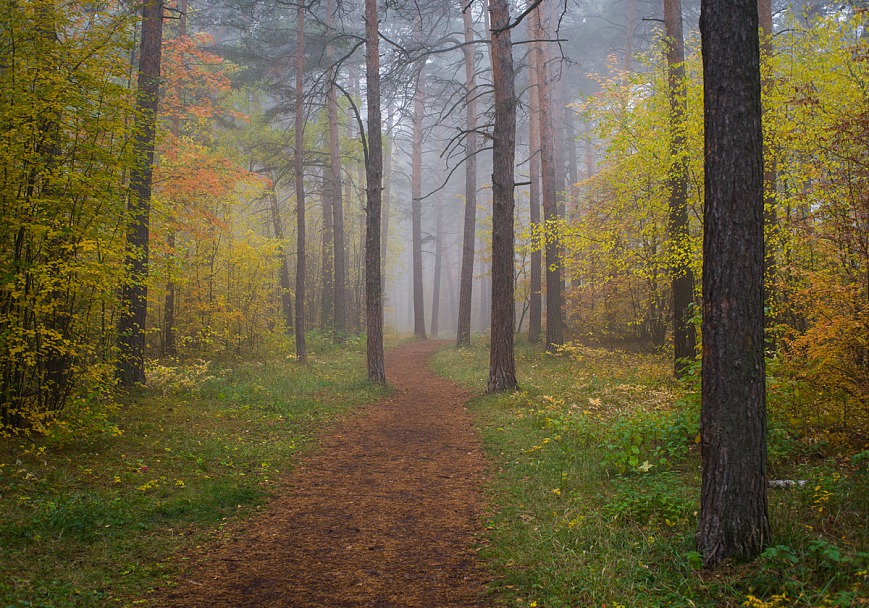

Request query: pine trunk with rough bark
[
  {"left": 162, "top": 0, "right": 186, "bottom": 358},
  {"left": 527, "top": 3, "right": 542, "bottom": 344},
  {"left": 411, "top": 61, "right": 427, "bottom": 340},
  {"left": 327, "top": 0, "right": 346, "bottom": 337},
  {"left": 531, "top": 6, "right": 564, "bottom": 351},
  {"left": 664, "top": 0, "right": 697, "bottom": 376},
  {"left": 487, "top": 0, "right": 517, "bottom": 393},
  {"left": 456, "top": 1, "right": 478, "bottom": 348},
  {"left": 117, "top": 0, "right": 164, "bottom": 386},
  {"left": 364, "top": 0, "right": 385, "bottom": 383},
  {"left": 697, "top": 0, "right": 769, "bottom": 567},
  {"left": 294, "top": 4, "right": 307, "bottom": 363}
]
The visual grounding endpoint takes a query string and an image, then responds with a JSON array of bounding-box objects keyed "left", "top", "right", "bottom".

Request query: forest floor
[{"left": 158, "top": 340, "right": 491, "bottom": 607}]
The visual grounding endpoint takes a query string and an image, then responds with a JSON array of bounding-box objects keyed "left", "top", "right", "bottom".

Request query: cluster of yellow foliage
[{"left": 570, "top": 11, "right": 868, "bottom": 442}]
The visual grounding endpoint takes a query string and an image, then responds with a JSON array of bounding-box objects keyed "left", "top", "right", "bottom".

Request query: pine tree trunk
[
  {"left": 625, "top": 0, "right": 636, "bottom": 71},
  {"left": 364, "top": 0, "right": 385, "bottom": 383},
  {"left": 117, "top": 0, "right": 164, "bottom": 386},
  {"left": 382, "top": 105, "right": 392, "bottom": 297},
  {"left": 411, "top": 60, "right": 427, "bottom": 340},
  {"left": 294, "top": 4, "right": 307, "bottom": 363},
  {"left": 697, "top": 0, "right": 769, "bottom": 567},
  {"left": 327, "top": 0, "right": 346, "bottom": 338},
  {"left": 431, "top": 201, "right": 443, "bottom": 338},
  {"left": 321, "top": 172, "right": 334, "bottom": 330},
  {"left": 531, "top": 6, "right": 564, "bottom": 351},
  {"left": 162, "top": 0, "right": 185, "bottom": 358},
  {"left": 664, "top": 0, "right": 697, "bottom": 376},
  {"left": 487, "top": 0, "right": 517, "bottom": 393},
  {"left": 268, "top": 183, "right": 294, "bottom": 332},
  {"left": 527, "top": 3, "right": 542, "bottom": 344},
  {"left": 456, "top": 1, "right": 478, "bottom": 348}
]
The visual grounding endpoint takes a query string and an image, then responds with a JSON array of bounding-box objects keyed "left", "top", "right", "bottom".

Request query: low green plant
[
  {"left": 432, "top": 340, "right": 869, "bottom": 607},
  {"left": 0, "top": 335, "right": 385, "bottom": 607}
]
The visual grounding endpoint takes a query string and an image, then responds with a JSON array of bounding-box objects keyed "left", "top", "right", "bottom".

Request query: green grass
[
  {"left": 0, "top": 335, "right": 389, "bottom": 607},
  {"left": 432, "top": 339, "right": 869, "bottom": 607}
]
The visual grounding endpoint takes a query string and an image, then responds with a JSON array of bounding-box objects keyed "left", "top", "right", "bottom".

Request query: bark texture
[
  {"left": 664, "top": 0, "right": 696, "bottom": 375},
  {"left": 411, "top": 59, "right": 427, "bottom": 340},
  {"left": 294, "top": 4, "right": 307, "bottom": 363},
  {"left": 117, "top": 0, "right": 164, "bottom": 385},
  {"left": 530, "top": 6, "right": 563, "bottom": 351},
  {"left": 456, "top": 2, "right": 478, "bottom": 348},
  {"left": 698, "top": 0, "right": 769, "bottom": 567},
  {"left": 487, "top": 0, "right": 517, "bottom": 393},
  {"left": 327, "top": 0, "right": 346, "bottom": 337},
  {"left": 527, "top": 10, "right": 542, "bottom": 344},
  {"left": 364, "top": 0, "right": 385, "bottom": 383}
]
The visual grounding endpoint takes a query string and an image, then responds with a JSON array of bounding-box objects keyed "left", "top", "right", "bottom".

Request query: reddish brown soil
[{"left": 160, "top": 340, "right": 491, "bottom": 607}]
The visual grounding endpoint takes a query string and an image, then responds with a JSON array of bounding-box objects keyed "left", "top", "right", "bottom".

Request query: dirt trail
[{"left": 161, "top": 340, "right": 490, "bottom": 607}]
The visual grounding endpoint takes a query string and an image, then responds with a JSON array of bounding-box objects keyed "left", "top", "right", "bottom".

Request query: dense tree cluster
[{"left": 1, "top": 0, "right": 866, "bottom": 568}]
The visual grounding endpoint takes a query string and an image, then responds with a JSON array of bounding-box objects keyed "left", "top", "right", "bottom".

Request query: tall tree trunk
[
  {"left": 411, "top": 41, "right": 427, "bottom": 340},
  {"left": 564, "top": 88, "right": 579, "bottom": 216},
  {"left": 487, "top": 0, "right": 517, "bottom": 393},
  {"left": 531, "top": 6, "right": 564, "bottom": 351},
  {"left": 364, "top": 0, "right": 385, "bottom": 383},
  {"left": 456, "top": 1, "right": 478, "bottom": 347},
  {"left": 117, "top": 0, "right": 164, "bottom": 386},
  {"left": 163, "top": 0, "right": 186, "bottom": 358},
  {"left": 664, "top": 0, "right": 696, "bottom": 376},
  {"left": 321, "top": 171, "right": 334, "bottom": 330},
  {"left": 294, "top": 4, "right": 307, "bottom": 363},
  {"left": 431, "top": 200, "right": 443, "bottom": 337},
  {"left": 268, "top": 184, "right": 294, "bottom": 332},
  {"left": 382, "top": 105, "right": 392, "bottom": 297},
  {"left": 527, "top": 5, "right": 542, "bottom": 344},
  {"left": 697, "top": 0, "right": 769, "bottom": 567},
  {"left": 327, "top": 0, "right": 346, "bottom": 338},
  {"left": 625, "top": 0, "right": 636, "bottom": 72}
]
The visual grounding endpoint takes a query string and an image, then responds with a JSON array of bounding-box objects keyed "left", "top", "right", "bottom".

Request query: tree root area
[{"left": 160, "top": 340, "right": 490, "bottom": 607}]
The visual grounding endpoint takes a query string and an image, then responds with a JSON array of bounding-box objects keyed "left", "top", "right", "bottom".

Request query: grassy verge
[
  {"left": 432, "top": 340, "right": 869, "bottom": 607},
  {"left": 0, "top": 334, "right": 388, "bottom": 607}
]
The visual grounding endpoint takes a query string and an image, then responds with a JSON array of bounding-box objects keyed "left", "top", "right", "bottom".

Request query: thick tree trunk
[
  {"left": 327, "top": 0, "right": 346, "bottom": 338},
  {"left": 527, "top": 4, "right": 542, "bottom": 344},
  {"left": 117, "top": 0, "right": 164, "bottom": 386},
  {"left": 294, "top": 4, "right": 307, "bottom": 363},
  {"left": 698, "top": 0, "right": 769, "bottom": 567},
  {"left": 664, "top": 0, "right": 697, "bottom": 376},
  {"left": 531, "top": 6, "right": 564, "bottom": 351},
  {"left": 364, "top": 0, "right": 385, "bottom": 383},
  {"left": 456, "top": 1, "right": 478, "bottom": 348},
  {"left": 411, "top": 61, "right": 427, "bottom": 340},
  {"left": 486, "top": 0, "right": 517, "bottom": 393}
]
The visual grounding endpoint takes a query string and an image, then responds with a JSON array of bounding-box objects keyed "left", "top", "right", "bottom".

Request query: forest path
[{"left": 162, "top": 340, "right": 491, "bottom": 607}]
